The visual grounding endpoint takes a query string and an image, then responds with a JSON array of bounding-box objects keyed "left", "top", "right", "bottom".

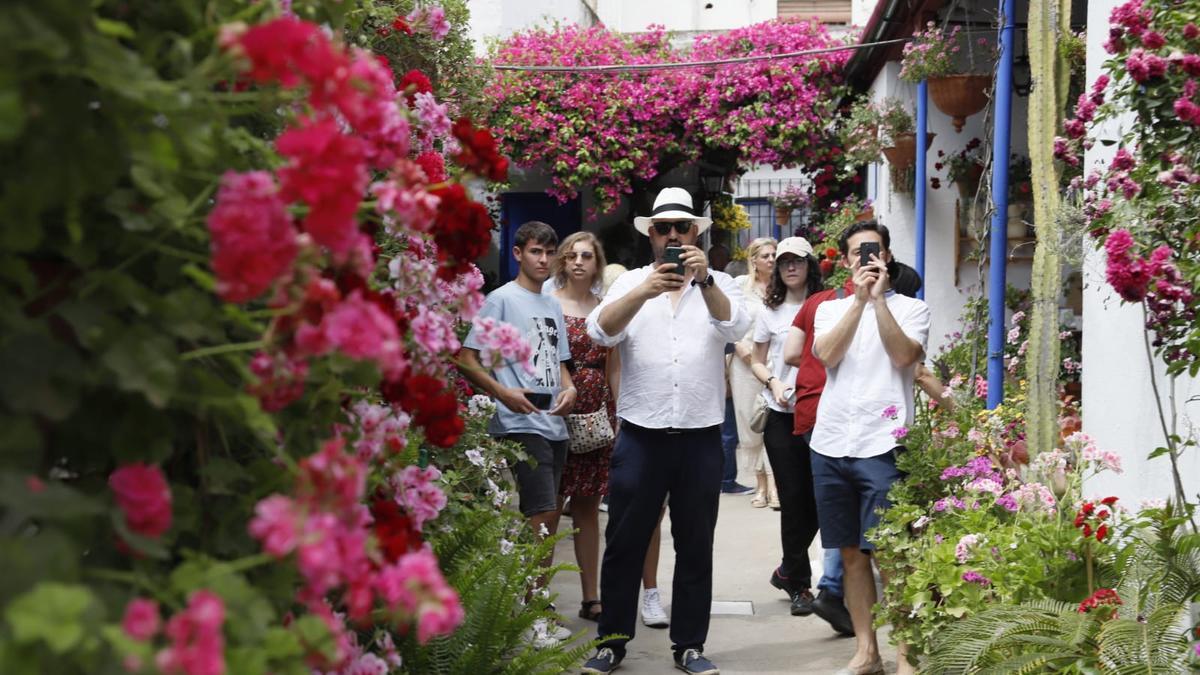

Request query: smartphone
[
  {"left": 524, "top": 392, "right": 554, "bottom": 410},
  {"left": 662, "top": 246, "right": 685, "bottom": 273},
  {"left": 859, "top": 241, "right": 881, "bottom": 269}
]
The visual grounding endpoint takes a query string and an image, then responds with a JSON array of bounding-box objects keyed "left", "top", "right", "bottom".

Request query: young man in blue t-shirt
[{"left": 461, "top": 221, "right": 578, "bottom": 543}]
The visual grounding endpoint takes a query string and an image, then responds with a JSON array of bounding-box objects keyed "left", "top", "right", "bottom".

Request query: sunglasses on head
[{"left": 652, "top": 221, "right": 694, "bottom": 236}]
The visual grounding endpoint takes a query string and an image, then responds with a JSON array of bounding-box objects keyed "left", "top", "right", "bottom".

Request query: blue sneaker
[
  {"left": 581, "top": 647, "right": 622, "bottom": 674},
  {"left": 720, "top": 481, "right": 755, "bottom": 495},
  {"left": 674, "top": 648, "right": 719, "bottom": 675}
]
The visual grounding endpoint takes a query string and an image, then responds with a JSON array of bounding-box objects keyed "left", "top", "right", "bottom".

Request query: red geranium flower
[
  {"left": 450, "top": 117, "right": 509, "bottom": 182},
  {"left": 430, "top": 183, "right": 494, "bottom": 279},
  {"left": 109, "top": 463, "right": 173, "bottom": 540},
  {"left": 371, "top": 496, "right": 422, "bottom": 563},
  {"left": 399, "top": 69, "right": 433, "bottom": 105}
]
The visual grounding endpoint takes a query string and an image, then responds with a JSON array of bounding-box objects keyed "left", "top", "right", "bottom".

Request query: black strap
[{"left": 651, "top": 202, "right": 696, "bottom": 216}]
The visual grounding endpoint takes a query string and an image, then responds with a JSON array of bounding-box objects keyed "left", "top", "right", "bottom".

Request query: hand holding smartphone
[
  {"left": 523, "top": 391, "right": 554, "bottom": 410},
  {"left": 661, "top": 246, "right": 685, "bottom": 273},
  {"left": 858, "top": 241, "right": 881, "bottom": 269}
]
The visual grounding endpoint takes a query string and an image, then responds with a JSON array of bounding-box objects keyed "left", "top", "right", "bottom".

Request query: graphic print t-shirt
[{"left": 464, "top": 281, "right": 571, "bottom": 440}]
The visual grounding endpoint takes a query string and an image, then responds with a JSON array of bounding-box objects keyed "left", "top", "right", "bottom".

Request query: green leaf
[
  {"left": 100, "top": 327, "right": 178, "bottom": 408},
  {"left": 1147, "top": 445, "right": 1172, "bottom": 460},
  {"left": 0, "top": 85, "right": 25, "bottom": 142},
  {"left": 0, "top": 331, "right": 83, "bottom": 421},
  {"left": 0, "top": 472, "right": 104, "bottom": 520},
  {"left": 94, "top": 18, "right": 136, "bottom": 40},
  {"left": 4, "top": 583, "right": 100, "bottom": 653}
]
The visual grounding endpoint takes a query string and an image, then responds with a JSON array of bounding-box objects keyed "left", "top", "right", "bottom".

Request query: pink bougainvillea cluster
[
  {"left": 1055, "top": 0, "right": 1200, "bottom": 372},
  {"left": 487, "top": 20, "right": 851, "bottom": 215}
]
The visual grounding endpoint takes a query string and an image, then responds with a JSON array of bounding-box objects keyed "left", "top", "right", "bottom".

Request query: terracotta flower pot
[
  {"left": 929, "top": 74, "right": 992, "bottom": 132},
  {"left": 954, "top": 162, "right": 986, "bottom": 201},
  {"left": 881, "top": 133, "right": 937, "bottom": 170},
  {"left": 774, "top": 205, "right": 793, "bottom": 226}
]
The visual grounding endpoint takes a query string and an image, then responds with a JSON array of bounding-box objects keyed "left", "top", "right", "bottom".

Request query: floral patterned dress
[{"left": 559, "top": 315, "right": 615, "bottom": 497}]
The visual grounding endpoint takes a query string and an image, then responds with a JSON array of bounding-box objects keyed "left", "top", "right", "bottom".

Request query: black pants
[
  {"left": 598, "top": 422, "right": 723, "bottom": 657},
  {"left": 762, "top": 409, "right": 820, "bottom": 589}
]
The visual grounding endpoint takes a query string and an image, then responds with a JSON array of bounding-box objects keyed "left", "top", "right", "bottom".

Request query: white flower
[
  {"left": 465, "top": 448, "right": 486, "bottom": 467},
  {"left": 499, "top": 538, "right": 514, "bottom": 555},
  {"left": 537, "top": 523, "right": 549, "bottom": 537}
]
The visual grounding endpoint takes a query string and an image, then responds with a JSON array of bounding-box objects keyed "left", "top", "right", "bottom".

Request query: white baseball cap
[{"left": 775, "top": 236, "right": 814, "bottom": 260}]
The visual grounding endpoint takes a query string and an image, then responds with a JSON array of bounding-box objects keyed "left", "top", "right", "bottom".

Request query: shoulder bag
[{"left": 566, "top": 408, "right": 615, "bottom": 454}]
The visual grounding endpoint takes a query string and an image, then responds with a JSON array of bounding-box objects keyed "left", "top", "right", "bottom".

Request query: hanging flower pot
[
  {"left": 929, "top": 74, "right": 992, "bottom": 133},
  {"left": 774, "top": 205, "right": 793, "bottom": 226},
  {"left": 881, "top": 133, "right": 937, "bottom": 170}
]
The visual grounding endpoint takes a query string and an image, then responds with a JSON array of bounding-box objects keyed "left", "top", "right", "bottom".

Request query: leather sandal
[
  {"left": 750, "top": 492, "right": 768, "bottom": 508},
  {"left": 578, "top": 600, "right": 602, "bottom": 622}
]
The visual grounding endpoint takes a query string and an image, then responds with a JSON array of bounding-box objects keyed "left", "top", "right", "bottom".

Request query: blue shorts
[{"left": 811, "top": 449, "right": 904, "bottom": 551}]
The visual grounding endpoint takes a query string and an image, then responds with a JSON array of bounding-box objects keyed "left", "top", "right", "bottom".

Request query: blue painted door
[{"left": 499, "top": 192, "right": 582, "bottom": 282}]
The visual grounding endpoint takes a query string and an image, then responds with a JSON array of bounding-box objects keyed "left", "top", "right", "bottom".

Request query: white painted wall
[
  {"left": 595, "top": 0, "right": 777, "bottom": 33},
  {"left": 850, "top": 0, "right": 876, "bottom": 27},
  {"left": 1080, "top": 0, "right": 1200, "bottom": 506},
  {"left": 863, "top": 62, "right": 1032, "bottom": 360},
  {"left": 466, "top": 0, "right": 596, "bottom": 55}
]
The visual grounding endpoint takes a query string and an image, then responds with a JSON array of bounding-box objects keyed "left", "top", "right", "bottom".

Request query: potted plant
[
  {"left": 836, "top": 99, "right": 887, "bottom": 176},
  {"left": 769, "top": 184, "right": 811, "bottom": 225},
  {"left": 900, "top": 22, "right": 994, "bottom": 132},
  {"left": 936, "top": 137, "right": 988, "bottom": 235},
  {"left": 878, "top": 98, "right": 931, "bottom": 170}
]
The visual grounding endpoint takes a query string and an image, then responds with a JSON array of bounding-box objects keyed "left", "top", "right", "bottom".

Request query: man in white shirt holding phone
[
  {"left": 581, "top": 187, "right": 749, "bottom": 675},
  {"left": 811, "top": 220, "right": 930, "bottom": 675}
]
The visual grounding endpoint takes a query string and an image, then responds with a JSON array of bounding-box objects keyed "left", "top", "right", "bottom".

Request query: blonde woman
[
  {"left": 550, "top": 232, "right": 616, "bottom": 623},
  {"left": 731, "top": 237, "right": 778, "bottom": 508}
]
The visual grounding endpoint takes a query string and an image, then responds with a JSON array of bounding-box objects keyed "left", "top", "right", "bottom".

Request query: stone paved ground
[{"left": 550, "top": 491, "right": 901, "bottom": 674}]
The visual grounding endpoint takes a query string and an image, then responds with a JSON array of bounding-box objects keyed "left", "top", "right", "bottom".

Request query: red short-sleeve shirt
[{"left": 792, "top": 280, "right": 854, "bottom": 435}]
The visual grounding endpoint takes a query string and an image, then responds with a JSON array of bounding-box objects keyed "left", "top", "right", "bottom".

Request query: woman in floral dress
[{"left": 551, "top": 231, "right": 616, "bottom": 622}]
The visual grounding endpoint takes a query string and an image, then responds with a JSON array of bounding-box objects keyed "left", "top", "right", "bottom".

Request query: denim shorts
[
  {"left": 502, "top": 433, "right": 567, "bottom": 517},
  {"left": 811, "top": 449, "right": 904, "bottom": 551}
]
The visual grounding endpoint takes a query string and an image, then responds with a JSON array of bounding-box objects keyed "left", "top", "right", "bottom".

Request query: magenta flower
[
  {"left": 962, "top": 570, "right": 992, "bottom": 586},
  {"left": 122, "top": 598, "right": 161, "bottom": 642}
]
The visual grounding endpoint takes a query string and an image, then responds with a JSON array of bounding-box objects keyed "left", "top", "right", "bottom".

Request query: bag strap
[{"left": 836, "top": 287, "right": 846, "bottom": 299}]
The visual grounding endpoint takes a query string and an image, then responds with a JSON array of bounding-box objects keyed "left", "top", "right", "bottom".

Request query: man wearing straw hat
[{"left": 582, "top": 187, "right": 749, "bottom": 675}]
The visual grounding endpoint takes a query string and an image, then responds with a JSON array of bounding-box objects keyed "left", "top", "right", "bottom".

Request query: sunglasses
[
  {"left": 652, "top": 221, "right": 694, "bottom": 236},
  {"left": 565, "top": 251, "right": 595, "bottom": 261}
]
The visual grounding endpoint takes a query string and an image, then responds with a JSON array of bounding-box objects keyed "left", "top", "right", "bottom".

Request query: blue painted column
[
  {"left": 987, "top": 0, "right": 1017, "bottom": 409},
  {"left": 914, "top": 80, "right": 929, "bottom": 300}
]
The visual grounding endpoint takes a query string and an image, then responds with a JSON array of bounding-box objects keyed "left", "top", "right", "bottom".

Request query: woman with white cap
[
  {"left": 749, "top": 236, "right": 825, "bottom": 617},
  {"left": 730, "top": 237, "right": 778, "bottom": 508}
]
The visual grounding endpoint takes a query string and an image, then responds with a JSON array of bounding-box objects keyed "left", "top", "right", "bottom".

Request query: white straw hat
[{"left": 633, "top": 187, "right": 713, "bottom": 236}]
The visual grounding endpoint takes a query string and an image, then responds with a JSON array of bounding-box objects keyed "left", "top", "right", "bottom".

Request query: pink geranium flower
[
  {"left": 109, "top": 463, "right": 173, "bottom": 540},
  {"left": 122, "top": 598, "right": 161, "bottom": 641}
]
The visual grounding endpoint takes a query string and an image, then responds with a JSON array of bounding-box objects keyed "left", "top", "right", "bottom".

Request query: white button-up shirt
[
  {"left": 587, "top": 266, "right": 750, "bottom": 429},
  {"left": 810, "top": 292, "right": 931, "bottom": 459}
]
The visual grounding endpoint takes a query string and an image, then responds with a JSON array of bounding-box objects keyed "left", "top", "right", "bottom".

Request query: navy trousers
[{"left": 598, "top": 422, "right": 723, "bottom": 657}]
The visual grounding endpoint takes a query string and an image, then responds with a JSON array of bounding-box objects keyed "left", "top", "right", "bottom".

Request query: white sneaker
[
  {"left": 641, "top": 588, "right": 669, "bottom": 628},
  {"left": 522, "top": 618, "right": 568, "bottom": 649}
]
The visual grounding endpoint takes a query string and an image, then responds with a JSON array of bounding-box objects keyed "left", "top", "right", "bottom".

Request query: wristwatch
[{"left": 691, "top": 274, "right": 715, "bottom": 289}]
